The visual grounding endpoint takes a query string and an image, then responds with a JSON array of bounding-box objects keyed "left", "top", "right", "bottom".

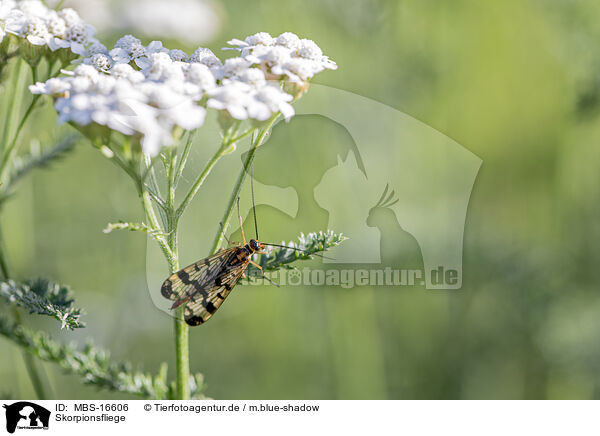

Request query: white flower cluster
[
  {"left": 29, "top": 32, "right": 336, "bottom": 156},
  {"left": 0, "top": 0, "right": 97, "bottom": 55},
  {"left": 226, "top": 32, "right": 337, "bottom": 83}
]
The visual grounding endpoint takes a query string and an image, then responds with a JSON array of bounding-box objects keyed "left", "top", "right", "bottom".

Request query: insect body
[{"left": 161, "top": 238, "right": 266, "bottom": 326}]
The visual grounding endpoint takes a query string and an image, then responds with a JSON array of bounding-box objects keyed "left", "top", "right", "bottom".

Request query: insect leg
[
  {"left": 248, "top": 259, "right": 280, "bottom": 287},
  {"left": 219, "top": 221, "right": 231, "bottom": 245}
]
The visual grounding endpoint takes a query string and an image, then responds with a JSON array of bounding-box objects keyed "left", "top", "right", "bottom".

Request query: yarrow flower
[
  {"left": 226, "top": 31, "right": 337, "bottom": 84},
  {"left": 0, "top": 0, "right": 98, "bottom": 57},
  {"left": 30, "top": 58, "right": 206, "bottom": 156},
  {"left": 28, "top": 28, "right": 337, "bottom": 156},
  {"left": 109, "top": 35, "right": 166, "bottom": 69}
]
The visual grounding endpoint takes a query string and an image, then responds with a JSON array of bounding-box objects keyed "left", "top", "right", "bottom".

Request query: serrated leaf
[
  {"left": 103, "top": 221, "right": 167, "bottom": 238},
  {"left": 0, "top": 279, "right": 85, "bottom": 329},
  {"left": 247, "top": 230, "right": 347, "bottom": 275}
]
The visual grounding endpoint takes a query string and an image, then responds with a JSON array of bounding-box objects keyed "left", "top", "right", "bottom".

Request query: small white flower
[
  {"left": 246, "top": 45, "right": 291, "bottom": 71},
  {"left": 245, "top": 32, "right": 274, "bottom": 47},
  {"left": 18, "top": 1, "right": 47, "bottom": 19},
  {"left": 235, "top": 68, "right": 266, "bottom": 87},
  {"left": 58, "top": 8, "right": 82, "bottom": 27},
  {"left": 280, "top": 58, "right": 318, "bottom": 83},
  {"left": 24, "top": 16, "right": 48, "bottom": 45},
  {"left": 296, "top": 39, "right": 323, "bottom": 60},
  {"left": 94, "top": 74, "right": 117, "bottom": 95},
  {"left": 145, "top": 40, "right": 166, "bottom": 56},
  {"left": 88, "top": 53, "right": 113, "bottom": 72},
  {"left": 207, "top": 81, "right": 252, "bottom": 120},
  {"left": 189, "top": 47, "right": 222, "bottom": 69},
  {"left": 66, "top": 23, "right": 92, "bottom": 44},
  {"left": 145, "top": 52, "right": 185, "bottom": 84},
  {"left": 227, "top": 31, "right": 274, "bottom": 49},
  {"left": 110, "top": 63, "right": 145, "bottom": 83},
  {"left": 46, "top": 12, "right": 66, "bottom": 38},
  {"left": 45, "top": 36, "right": 72, "bottom": 51},
  {"left": 85, "top": 42, "right": 109, "bottom": 56},
  {"left": 2, "top": 7, "right": 26, "bottom": 37},
  {"left": 222, "top": 57, "right": 252, "bottom": 79},
  {"left": 184, "top": 63, "right": 216, "bottom": 97},
  {"left": 72, "top": 41, "right": 108, "bottom": 61},
  {"left": 109, "top": 38, "right": 165, "bottom": 69},
  {"left": 275, "top": 32, "right": 300, "bottom": 50},
  {"left": 69, "top": 75, "right": 93, "bottom": 93},
  {"left": 73, "top": 64, "right": 100, "bottom": 81},
  {"left": 114, "top": 34, "right": 141, "bottom": 51},
  {"left": 108, "top": 47, "right": 131, "bottom": 64},
  {"left": 169, "top": 49, "right": 188, "bottom": 62},
  {"left": 248, "top": 84, "right": 294, "bottom": 121},
  {"left": 29, "top": 78, "right": 70, "bottom": 96},
  {"left": 207, "top": 79, "right": 293, "bottom": 122}
]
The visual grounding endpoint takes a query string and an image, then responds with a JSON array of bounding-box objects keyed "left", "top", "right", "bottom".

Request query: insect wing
[
  {"left": 183, "top": 260, "right": 248, "bottom": 326},
  {"left": 160, "top": 247, "right": 248, "bottom": 326},
  {"left": 160, "top": 247, "right": 237, "bottom": 303}
]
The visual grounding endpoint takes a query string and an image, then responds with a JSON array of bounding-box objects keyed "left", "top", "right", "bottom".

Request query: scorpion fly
[{"left": 160, "top": 165, "right": 323, "bottom": 326}]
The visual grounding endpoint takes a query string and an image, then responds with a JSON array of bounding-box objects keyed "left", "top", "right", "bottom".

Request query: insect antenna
[
  {"left": 237, "top": 196, "right": 247, "bottom": 245},
  {"left": 251, "top": 161, "right": 259, "bottom": 240},
  {"left": 263, "top": 243, "right": 335, "bottom": 261}
]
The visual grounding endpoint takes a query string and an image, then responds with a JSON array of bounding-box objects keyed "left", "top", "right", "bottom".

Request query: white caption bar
[{"left": 0, "top": 400, "right": 597, "bottom": 435}]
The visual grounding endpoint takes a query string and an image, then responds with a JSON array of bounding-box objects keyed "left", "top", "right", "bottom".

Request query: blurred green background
[{"left": 2, "top": 0, "right": 600, "bottom": 399}]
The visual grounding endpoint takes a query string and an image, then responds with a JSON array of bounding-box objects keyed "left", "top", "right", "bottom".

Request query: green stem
[
  {"left": 209, "top": 116, "right": 278, "bottom": 255},
  {"left": 228, "top": 128, "right": 256, "bottom": 145},
  {"left": 168, "top": 133, "right": 240, "bottom": 399},
  {"left": 0, "top": 227, "right": 49, "bottom": 399},
  {"left": 0, "top": 60, "right": 29, "bottom": 183},
  {"left": 152, "top": 148, "right": 190, "bottom": 399},
  {"left": 163, "top": 127, "right": 257, "bottom": 399},
  {"left": 140, "top": 166, "right": 188, "bottom": 398},
  {"left": 140, "top": 190, "right": 174, "bottom": 270},
  {"left": 11, "top": 308, "right": 49, "bottom": 399},
  {"left": 0, "top": 60, "right": 25, "bottom": 147},
  {"left": 0, "top": 240, "right": 9, "bottom": 280},
  {"left": 175, "top": 139, "right": 232, "bottom": 219},
  {"left": 0, "top": 95, "right": 41, "bottom": 183},
  {"left": 173, "top": 307, "right": 188, "bottom": 399},
  {"left": 174, "top": 131, "right": 194, "bottom": 189}
]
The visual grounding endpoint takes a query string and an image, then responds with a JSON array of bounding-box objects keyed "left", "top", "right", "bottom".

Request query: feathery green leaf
[
  {"left": 103, "top": 221, "right": 167, "bottom": 238},
  {"left": 0, "top": 279, "right": 85, "bottom": 329},
  {"left": 247, "top": 230, "right": 347, "bottom": 275}
]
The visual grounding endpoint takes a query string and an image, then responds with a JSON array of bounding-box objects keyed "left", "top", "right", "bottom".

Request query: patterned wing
[
  {"left": 182, "top": 261, "right": 248, "bottom": 326},
  {"left": 160, "top": 247, "right": 237, "bottom": 303},
  {"left": 160, "top": 247, "right": 248, "bottom": 326}
]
